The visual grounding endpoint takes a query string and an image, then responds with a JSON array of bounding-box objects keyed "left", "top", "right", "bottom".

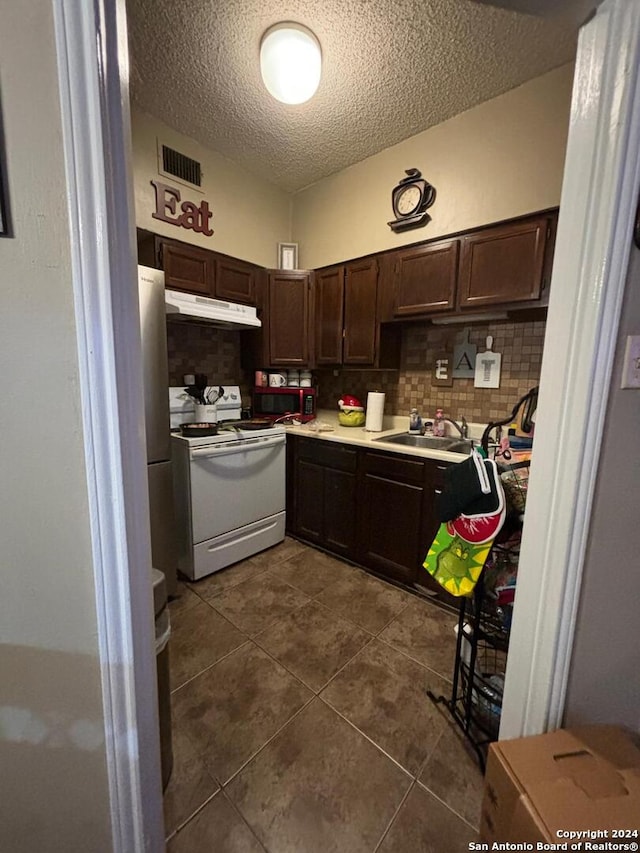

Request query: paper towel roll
[{"left": 365, "top": 391, "right": 385, "bottom": 432}]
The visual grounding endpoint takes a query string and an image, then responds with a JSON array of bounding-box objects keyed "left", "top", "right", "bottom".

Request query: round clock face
[{"left": 395, "top": 184, "right": 422, "bottom": 216}]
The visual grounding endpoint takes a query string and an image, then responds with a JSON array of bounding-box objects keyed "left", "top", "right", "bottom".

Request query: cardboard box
[{"left": 480, "top": 726, "right": 640, "bottom": 844}]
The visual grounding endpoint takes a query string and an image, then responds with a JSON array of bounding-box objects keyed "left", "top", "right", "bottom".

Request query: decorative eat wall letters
[{"left": 151, "top": 179, "right": 214, "bottom": 237}]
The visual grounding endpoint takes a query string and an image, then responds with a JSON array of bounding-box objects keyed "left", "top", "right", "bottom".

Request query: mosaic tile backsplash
[
  {"left": 316, "top": 320, "right": 546, "bottom": 424},
  {"left": 167, "top": 320, "right": 252, "bottom": 402},
  {"left": 167, "top": 318, "right": 546, "bottom": 425}
]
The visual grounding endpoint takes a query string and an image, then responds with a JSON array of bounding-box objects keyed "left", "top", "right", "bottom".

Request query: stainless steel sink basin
[{"left": 374, "top": 433, "right": 474, "bottom": 454}]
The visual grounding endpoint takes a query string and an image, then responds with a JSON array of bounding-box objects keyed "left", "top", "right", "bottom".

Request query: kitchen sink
[{"left": 374, "top": 433, "right": 474, "bottom": 454}]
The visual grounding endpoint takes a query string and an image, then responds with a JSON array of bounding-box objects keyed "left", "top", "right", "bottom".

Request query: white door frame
[
  {"left": 53, "top": 0, "right": 164, "bottom": 849},
  {"left": 51, "top": 0, "right": 640, "bottom": 845},
  {"left": 500, "top": 0, "right": 640, "bottom": 738}
]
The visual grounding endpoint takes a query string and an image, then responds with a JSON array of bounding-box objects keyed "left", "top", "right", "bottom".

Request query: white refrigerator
[{"left": 138, "top": 265, "right": 177, "bottom": 596}]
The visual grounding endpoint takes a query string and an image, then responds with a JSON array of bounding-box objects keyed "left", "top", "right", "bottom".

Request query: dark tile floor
[{"left": 164, "top": 538, "right": 483, "bottom": 853}]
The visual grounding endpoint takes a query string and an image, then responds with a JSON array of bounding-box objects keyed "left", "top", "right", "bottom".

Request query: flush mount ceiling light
[{"left": 260, "top": 22, "right": 322, "bottom": 105}]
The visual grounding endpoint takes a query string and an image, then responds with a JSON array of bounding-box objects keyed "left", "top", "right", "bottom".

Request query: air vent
[{"left": 161, "top": 145, "right": 202, "bottom": 187}]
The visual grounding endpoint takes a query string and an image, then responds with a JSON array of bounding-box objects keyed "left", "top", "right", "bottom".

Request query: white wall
[
  {"left": 293, "top": 63, "right": 574, "bottom": 269},
  {"left": 131, "top": 109, "right": 292, "bottom": 268},
  {"left": 0, "top": 4, "right": 113, "bottom": 850},
  {"left": 564, "top": 246, "right": 640, "bottom": 732}
]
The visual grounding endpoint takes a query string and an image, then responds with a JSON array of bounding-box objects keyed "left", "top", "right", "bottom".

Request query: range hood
[{"left": 165, "top": 288, "right": 261, "bottom": 329}]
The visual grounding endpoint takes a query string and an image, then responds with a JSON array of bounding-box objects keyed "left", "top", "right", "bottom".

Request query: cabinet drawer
[
  {"left": 296, "top": 438, "right": 358, "bottom": 472},
  {"left": 430, "top": 461, "right": 451, "bottom": 489},
  {"left": 362, "top": 451, "right": 424, "bottom": 485}
]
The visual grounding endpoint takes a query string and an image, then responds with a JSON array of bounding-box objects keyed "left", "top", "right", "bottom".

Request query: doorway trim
[
  {"left": 50, "top": 0, "right": 640, "bottom": 843},
  {"left": 500, "top": 0, "right": 640, "bottom": 738},
  {"left": 53, "top": 0, "right": 164, "bottom": 849}
]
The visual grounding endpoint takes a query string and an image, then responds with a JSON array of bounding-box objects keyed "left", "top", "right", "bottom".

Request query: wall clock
[{"left": 388, "top": 168, "right": 436, "bottom": 233}]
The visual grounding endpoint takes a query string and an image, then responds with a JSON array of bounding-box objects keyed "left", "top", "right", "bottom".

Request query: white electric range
[{"left": 169, "top": 386, "right": 286, "bottom": 580}]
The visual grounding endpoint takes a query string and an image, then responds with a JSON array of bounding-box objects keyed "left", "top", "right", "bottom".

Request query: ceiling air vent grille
[{"left": 161, "top": 145, "right": 202, "bottom": 187}]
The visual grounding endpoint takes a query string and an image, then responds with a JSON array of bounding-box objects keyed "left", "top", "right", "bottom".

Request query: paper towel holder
[{"left": 365, "top": 390, "right": 385, "bottom": 432}]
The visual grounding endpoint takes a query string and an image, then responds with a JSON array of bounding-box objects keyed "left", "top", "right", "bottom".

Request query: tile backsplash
[
  {"left": 315, "top": 320, "right": 546, "bottom": 424},
  {"left": 167, "top": 320, "right": 252, "bottom": 401},
  {"left": 167, "top": 317, "right": 546, "bottom": 425}
]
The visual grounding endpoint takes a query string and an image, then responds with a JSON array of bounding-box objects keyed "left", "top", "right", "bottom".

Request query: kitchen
[
  {"left": 2, "top": 2, "right": 640, "bottom": 852},
  {"left": 127, "top": 0, "right": 559, "bottom": 844}
]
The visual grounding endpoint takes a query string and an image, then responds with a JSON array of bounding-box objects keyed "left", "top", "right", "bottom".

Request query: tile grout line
[
  {"left": 216, "top": 788, "right": 270, "bottom": 853},
  {"left": 316, "top": 634, "right": 377, "bottom": 695},
  {"left": 203, "top": 581, "right": 313, "bottom": 637},
  {"left": 251, "top": 603, "right": 377, "bottom": 694},
  {"left": 164, "top": 786, "right": 220, "bottom": 844},
  {"left": 170, "top": 638, "right": 251, "bottom": 696},
  {"left": 372, "top": 779, "right": 417, "bottom": 853},
  {"left": 220, "top": 691, "right": 317, "bottom": 790},
  {"left": 192, "top": 566, "right": 272, "bottom": 606},
  {"left": 415, "top": 777, "right": 482, "bottom": 833},
  {"left": 316, "top": 694, "right": 416, "bottom": 782},
  {"left": 374, "top": 631, "right": 455, "bottom": 684},
  {"left": 250, "top": 633, "right": 325, "bottom": 695},
  {"left": 183, "top": 538, "right": 308, "bottom": 604}
]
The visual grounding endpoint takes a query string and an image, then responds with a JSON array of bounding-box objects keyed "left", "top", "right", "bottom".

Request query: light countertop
[{"left": 282, "top": 410, "right": 488, "bottom": 463}]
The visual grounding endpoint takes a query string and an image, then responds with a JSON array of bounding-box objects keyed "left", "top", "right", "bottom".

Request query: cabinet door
[
  {"left": 294, "top": 458, "right": 324, "bottom": 543},
  {"left": 358, "top": 452, "right": 426, "bottom": 585},
  {"left": 268, "top": 271, "right": 310, "bottom": 366},
  {"left": 343, "top": 258, "right": 378, "bottom": 365},
  {"left": 290, "top": 438, "right": 358, "bottom": 558},
  {"left": 458, "top": 215, "right": 549, "bottom": 309},
  {"left": 394, "top": 240, "right": 459, "bottom": 316},
  {"left": 414, "top": 460, "right": 458, "bottom": 607},
  {"left": 324, "top": 468, "right": 358, "bottom": 557},
  {"left": 215, "top": 255, "right": 256, "bottom": 305},
  {"left": 315, "top": 265, "right": 345, "bottom": 365},
  {"left": 160, "top": 239, "right": 213, "bottom": 296}
]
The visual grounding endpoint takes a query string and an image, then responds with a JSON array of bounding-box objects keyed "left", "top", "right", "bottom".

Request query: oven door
[{"left": 188, "top": 433, "right": 286, "bottom": 544}]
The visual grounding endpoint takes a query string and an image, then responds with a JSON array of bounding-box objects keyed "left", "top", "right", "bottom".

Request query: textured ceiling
[{"left": 126, "top": 0, "right": 578, "bottom": 193}]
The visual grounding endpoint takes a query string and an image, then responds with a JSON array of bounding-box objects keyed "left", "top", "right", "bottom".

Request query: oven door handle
[{"left": 190, "top": 434, "right": 285, "bottom": 459}]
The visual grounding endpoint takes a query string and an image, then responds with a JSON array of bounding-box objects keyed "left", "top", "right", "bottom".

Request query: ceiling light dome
[{"left": 260, "top": 22, "right": 322, "bottom": 105}]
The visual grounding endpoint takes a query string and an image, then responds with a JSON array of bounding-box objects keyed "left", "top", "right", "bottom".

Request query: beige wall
[
  {"left": 131, "top": 109, "right": 292, "bottom": 268},
  {"left": 0, "top": 4, "right": 112, "bottom": 850},
  {"left": 564, "top": 247, "right": 640, "bottom": 733},
  {"left": 293, "top": 63, "right": 574, "bottom": 269}
]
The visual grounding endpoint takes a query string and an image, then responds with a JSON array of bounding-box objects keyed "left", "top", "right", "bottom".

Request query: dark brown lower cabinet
[
  {"left": 287, "top": 436, "right": 457, "bottom": 606},
  {"left": 358, "top": 451, "right": 427, "bottom": 586},
  {"left": 291, "top": 438, "right": 358, "bottom": 559},
  {"left": 414, "top": 459, "right": 456, "bottom": 606}
]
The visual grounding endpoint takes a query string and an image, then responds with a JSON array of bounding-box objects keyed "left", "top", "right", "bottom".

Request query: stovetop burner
[{"left": 172, "top": 419, "right": 285, "bottom": 447}]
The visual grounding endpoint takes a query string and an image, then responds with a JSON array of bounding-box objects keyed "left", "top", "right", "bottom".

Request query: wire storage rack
[
  {"left": 427, "top": 570, "right": 512, "bottom": 771},
  {"left": 426, "top": 384, "right": 535, "bottom": 769},
  {"left": 426, "top": 454, "right": 529, "bottom": 771}
]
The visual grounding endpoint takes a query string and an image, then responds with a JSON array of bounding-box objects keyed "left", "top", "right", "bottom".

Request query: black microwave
[{"left": 252, "top": 387, "right": 317, "bottom": 422}]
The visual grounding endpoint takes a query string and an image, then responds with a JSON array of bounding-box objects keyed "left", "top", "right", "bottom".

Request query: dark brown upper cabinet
[
  {"left": 387, "top": 210, "right": 557, "bottom": 320},
  {"left": 314, "top": 258, "right": 401, "bottom": 368},
  {"left": 214, "top": 255, "right": 256, "bottom": 305},
  {"left": 393, "top": 239, "right": 459, "bottom": 316},
  {"left": 137, "top": 232, "right": 260, "bottom": 306},
  {"left": 458, "top": 214, "right": 551, "bottom": 309},
  {"left": 267, "top": 270, "right": 312, "bottom": 367},
  {"left": 343, "top": 258, "right": 379, "bottom": 364},
  {"left": 160, "top": 238, "right": 213, "bottom": 296},
  {"left": 315, "top": 265, "right": 345, "bottom": 365}
]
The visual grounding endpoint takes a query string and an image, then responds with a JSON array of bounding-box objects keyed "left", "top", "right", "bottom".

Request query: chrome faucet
[{"left": 442, "top": 415, "right": 469, "bottom": 439}]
